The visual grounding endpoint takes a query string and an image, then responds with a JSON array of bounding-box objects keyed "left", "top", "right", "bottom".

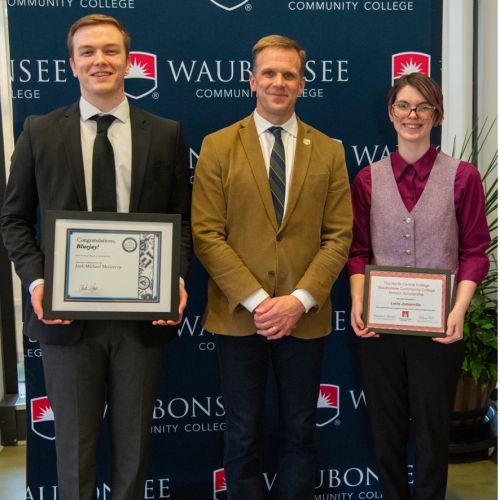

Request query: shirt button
[
  {"left": 404, "top": 234, "right": 411, "bottom": 239},
  {"left": 405, "top": 217, "right": 412, "bottom": 223},
  {"left": 405, "top": 249, "right": 412, "bottom": 255}
]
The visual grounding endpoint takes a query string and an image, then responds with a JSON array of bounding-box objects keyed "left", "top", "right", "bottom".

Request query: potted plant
[{"left": 451, "top": 119, "right": 498, "bottom": 434}]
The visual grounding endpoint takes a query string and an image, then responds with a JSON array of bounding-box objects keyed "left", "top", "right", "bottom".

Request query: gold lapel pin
[{"left": 303, "top": 138, "right": 311, "bottom": 146}]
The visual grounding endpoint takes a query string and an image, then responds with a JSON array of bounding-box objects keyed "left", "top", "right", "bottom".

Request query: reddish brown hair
[{"left": 388, "top": 72, "right": 444, "bottom": 125}]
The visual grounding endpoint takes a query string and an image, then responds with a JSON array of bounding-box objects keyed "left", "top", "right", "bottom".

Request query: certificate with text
[
  {"left": 363, "top": 266, "right": 452, "bottom": 337},
  {"left": 44, "top": 211, "right": 180, "bottom": 320}
]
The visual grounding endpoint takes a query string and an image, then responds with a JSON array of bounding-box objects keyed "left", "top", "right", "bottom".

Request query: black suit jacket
[{"left": 1, "top": 102, "right": 192, "bottom": 345}]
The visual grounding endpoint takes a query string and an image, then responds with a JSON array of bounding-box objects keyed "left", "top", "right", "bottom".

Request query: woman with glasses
[{"left": 347, "top": 72, "right": 490, "bottom": 500}]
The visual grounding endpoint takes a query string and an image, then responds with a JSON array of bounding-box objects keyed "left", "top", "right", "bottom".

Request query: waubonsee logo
[
  {"left": 316, "top": 383, "right": 340, "bottom": 427},
  {"left": 213, "top": 468, "right": 227, "bottom": 499},
  {"left": 209, "top": 0, "right": 250, "bottom": 11},
  {"left": 125, "top": 52, "right": 158, "bottom": 99},
  {"left": 31, "top": 396, "right": 55, "bottom": 440},
  {"left": 392, "top": 52, "right": 431, "bottom": 85}
]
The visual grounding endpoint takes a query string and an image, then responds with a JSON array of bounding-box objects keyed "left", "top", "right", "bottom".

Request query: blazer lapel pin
[{"left": 303, "top": 138, "right": 311, "bottom": 146}]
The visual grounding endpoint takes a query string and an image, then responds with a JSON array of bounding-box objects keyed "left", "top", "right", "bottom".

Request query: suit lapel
[
  {"left": 129, "top": 106, "right": 150, "bottom": 213},
  {"left": 282, "top": 119, "right": 312, "bottom": 227},
  {"left": 239, "top": 115, "right": 279, "bottom": 230},
  {"left": 61, "top": 103, "right": 87, "bottom": 209}
]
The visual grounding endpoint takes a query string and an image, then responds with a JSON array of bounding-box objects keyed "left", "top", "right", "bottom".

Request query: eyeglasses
[{"left": 392, "top": 101, "right": 436, "bottom": 118}]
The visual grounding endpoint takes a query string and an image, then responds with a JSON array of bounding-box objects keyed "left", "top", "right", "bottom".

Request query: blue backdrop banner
[{"left": 8, "top": 1, "right": 442, "bottom": 498}]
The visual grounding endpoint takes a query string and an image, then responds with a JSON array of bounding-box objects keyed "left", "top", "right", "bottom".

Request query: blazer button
[
  {"left": 276, "top": 234, "right": 283, "bottom": 241},
  {"left": 268, "top": 271, "right": 275, "bottom": 278}
]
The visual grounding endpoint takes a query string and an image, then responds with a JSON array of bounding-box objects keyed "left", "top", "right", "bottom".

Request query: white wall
[
  {"left": 0, "top": 2, "right": 14, "bottom": 169},
  {"left": 477, "top": 0, "right": 498, "bottom": 287},
  {"left": 441, "top": 0, "right": 474, "bottom": 156},
  {"left": 0, "top": 0, "right": 12, "bottom": 403},
  {"left": 477, "top": 0, "right": 498, "bottom": 175},
  {"left": 0, "top": 2, "right": 23, "bottom": 365},
  {"left": 442, "top": 0, "right": 498, "bottom": 172}
]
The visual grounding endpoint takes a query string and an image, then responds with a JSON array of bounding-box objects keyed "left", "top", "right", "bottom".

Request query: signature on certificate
[{"left": 79, "top": 283, "right": 100, "bottom": 293}]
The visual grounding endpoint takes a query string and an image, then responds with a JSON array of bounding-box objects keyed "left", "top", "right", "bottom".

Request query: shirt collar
[
  {"left": 391, "top": 146, "right": 438, "bottom": 181},
  {"left": 253, "top": 110, "right": 298, "bottom": 139},
  {"left": 79, "top": 96, "right": 130, "bottom": 124}
]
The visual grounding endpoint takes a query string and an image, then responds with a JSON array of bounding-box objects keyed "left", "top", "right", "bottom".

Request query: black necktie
[
  {"left": 91, "top": 114, "right": 117, "bottom": 212},
  {"left": 268, "top": 126, "right": 286, "bottom": 225}
]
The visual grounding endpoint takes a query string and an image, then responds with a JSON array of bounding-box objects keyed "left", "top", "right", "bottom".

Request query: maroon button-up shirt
[{"left": 347, "top": 146, "right": 490, "bottom": 284}]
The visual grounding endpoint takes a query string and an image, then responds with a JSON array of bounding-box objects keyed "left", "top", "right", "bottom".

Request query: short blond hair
[{"left": 252, "top": 35, "right": 306, "bottom": 76}]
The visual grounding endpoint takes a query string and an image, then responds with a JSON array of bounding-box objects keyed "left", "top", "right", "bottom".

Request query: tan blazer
[{"left": 192, "top": 114, "right": 352, "bottom": 339}]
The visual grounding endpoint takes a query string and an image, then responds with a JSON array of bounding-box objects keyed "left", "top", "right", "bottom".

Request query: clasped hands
[{"left": 253, "top": 295, "right": 305, "bottom": 340}]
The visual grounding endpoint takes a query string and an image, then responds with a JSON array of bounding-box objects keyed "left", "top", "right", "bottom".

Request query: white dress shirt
[
  {"left": 79, "top": 97, "right": 132, "bottom": 213},
  {"left": 240, "top": 110, "right": 317, "bottom": 314},
  {"left": 29, "top": 97, "right": 132, "bottom": 294}
]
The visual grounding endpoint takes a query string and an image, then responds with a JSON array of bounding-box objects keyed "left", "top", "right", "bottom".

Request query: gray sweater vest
[{"left": 370, "top": 151, "right": 459, "bottom": 273}]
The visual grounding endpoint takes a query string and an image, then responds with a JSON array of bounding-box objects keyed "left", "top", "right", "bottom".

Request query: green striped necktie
[{"left": 268, "top": 126, "right": 286, "bottom": 225}]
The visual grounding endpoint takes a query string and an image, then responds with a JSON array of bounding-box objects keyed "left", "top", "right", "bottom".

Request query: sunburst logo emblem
[
  {"left": 128, "top": 60, "right": 154, "bottom": 79},
  {"left": 316, "top": 384, "right": 340, "bottom": 427},
  {"left": 213, "top": 468, "right": 227, "bottom": 499},
  {"left": 392, "top": 52, "right": 431, "bottom": 85},
  {"left": 125, "top": 52, "right": 158, "bottom": 100},
  {"left": 31, "top": 396, "right": 56, "bottom": 440},
  {"left": 400, "top": 59, "right": 423, "bottom": 74}
]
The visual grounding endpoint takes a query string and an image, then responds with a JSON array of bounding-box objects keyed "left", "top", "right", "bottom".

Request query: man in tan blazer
[{"left": 192, "top": 35, "right": 352, "bottom": 500}]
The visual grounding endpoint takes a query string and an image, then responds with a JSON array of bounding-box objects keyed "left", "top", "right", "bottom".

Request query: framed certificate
[
  {"left": 43, "top": 210, "right": 180, "bottom": 320},
  {"left": 363, "top": 265, "right": 452, "bottom": 337}
]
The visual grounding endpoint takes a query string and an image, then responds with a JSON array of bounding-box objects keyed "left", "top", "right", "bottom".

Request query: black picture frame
[{"left": 43, "top": 210, "right": 180, "bottom": 321}]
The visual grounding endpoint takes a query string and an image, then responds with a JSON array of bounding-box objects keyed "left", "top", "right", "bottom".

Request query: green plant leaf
[{"left": 457, "top": 118, "right": 497, "bottom": 384}]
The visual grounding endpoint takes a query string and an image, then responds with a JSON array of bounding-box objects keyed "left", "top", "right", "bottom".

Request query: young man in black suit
[{"left": 1, "top": 14, "right": 191, "bottom": 500}]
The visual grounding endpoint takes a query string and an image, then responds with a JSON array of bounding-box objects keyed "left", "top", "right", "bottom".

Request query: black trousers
[
  {"left": 215, "top": 333, "right": 325, "bottom": 500},
  {"left": 41, "top": 321, "right": 164, "bottom": 500},
  {"left": 357, "top": 334, "right": 464, "bottom": 500}
]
